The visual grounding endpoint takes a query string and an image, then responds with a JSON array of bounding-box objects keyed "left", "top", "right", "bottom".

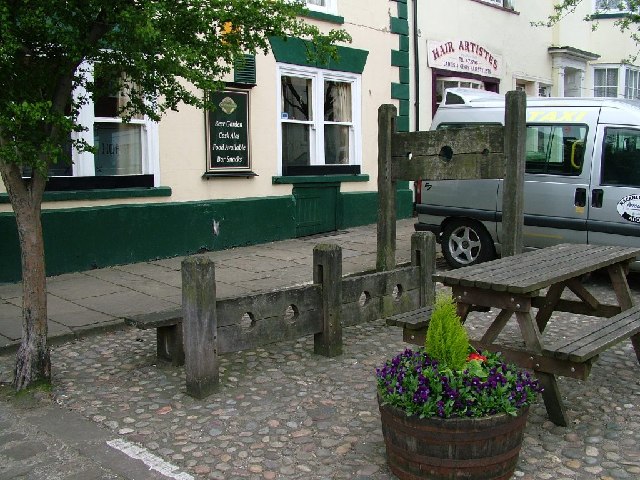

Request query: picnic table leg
[
  {"left": 631, "top": 335, "right": 640, "bottom": 364},
  {"left": 537, "top": 372, "right": 569, "bottom": 427},
  {"left": 480, "top": 309, "right": 513, "bottom": 344},
  {"left": 535, "top": 283, "right": 565, "bottom": 332},
  {"left": 608, "top": 263, "right": 634, "bottom": 311},
  {"left": 565, "top": 278, "right": 600, "bottom": 311},
  {"left": 515, "top": 311, "right": 569, "bottom": 425},
  {"left": 515, "top": 311, "right": 543, "bottom": 352},
  {"left": 456, "top": 302, "right": 471, "bottom": 322},
  {"left": 607, "top": 263, "right": 640, "bottom": 363}
]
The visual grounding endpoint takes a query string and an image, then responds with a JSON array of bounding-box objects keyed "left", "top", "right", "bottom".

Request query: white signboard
[
  {"left": 617, "top": 194, "right": 640, "bottom": 223},
  {"left": 427, "top": 39, "right": 503, "bottom": 78}
]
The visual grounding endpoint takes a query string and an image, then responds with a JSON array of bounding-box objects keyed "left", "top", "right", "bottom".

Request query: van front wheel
[{"left": 441, "top": 220, "right": 495, "bottom": 268}]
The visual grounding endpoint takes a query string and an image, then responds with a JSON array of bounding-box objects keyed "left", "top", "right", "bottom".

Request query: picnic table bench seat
[{"left": 545, "top": 304, "right": 640, "bottom": 363}]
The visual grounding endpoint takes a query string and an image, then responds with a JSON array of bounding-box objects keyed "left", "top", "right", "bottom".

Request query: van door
[
  {"left": 497, "top": 117, "right": 595, "bottom": 249},
  {"left": 587, "top": 125, "right": 640, "bottom": 247}
]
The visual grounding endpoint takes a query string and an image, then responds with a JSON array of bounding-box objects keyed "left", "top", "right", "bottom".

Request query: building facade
[
  {"left": 0, "top": 1, "right": 413, "bottom": 282},
  {"left": 2, "top": 0, "right": 637, "bottom": 283},
  {"left": 412, "top": 0, "right": 640, "bottom": 129}
]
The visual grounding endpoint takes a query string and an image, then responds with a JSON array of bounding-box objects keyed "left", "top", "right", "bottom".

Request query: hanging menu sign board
[{"left": 206, "top": 90, "right": 251, "bottom": 173}]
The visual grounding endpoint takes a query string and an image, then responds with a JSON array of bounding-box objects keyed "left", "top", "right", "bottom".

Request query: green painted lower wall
[
  {"left": 0, "top": 189, "right": 413, "bottom": 283},
  {"left": 339, "top": 187, "right": 412, "bottom": 229}
]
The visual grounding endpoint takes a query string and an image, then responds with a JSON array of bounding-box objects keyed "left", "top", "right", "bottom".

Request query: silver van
[{"left": 415, "top": 88, "right": 640, "bottom": 269}]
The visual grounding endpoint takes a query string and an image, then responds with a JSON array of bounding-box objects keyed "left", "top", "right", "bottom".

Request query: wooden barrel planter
[{"left": 378, "top": 398, "right": 529, "bottom": 480}]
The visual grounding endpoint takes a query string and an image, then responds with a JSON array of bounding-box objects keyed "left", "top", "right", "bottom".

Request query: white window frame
[
  {"left": 626, "top": 67, "right": 640, "bottom": 99},
  {"left": 593, "top": 0, "right": 633, "bottom": 13},
  {"left": 592, "top": 64, "right": 640, "bottom": 99},
  {"left": 304, "top": 0, "right": 338, "bottom": 14},
  {"left": 481, "top": 0, "right": 515, "bottom": 9},
  {"left": 593, "top": 65, "right": 621, "bottom": 97},
  {"left": 276, "top": 63, "right": 361, "bottom": 176},
  {"left": 69, "top": 62, "right": 160, "bottom": 185}
]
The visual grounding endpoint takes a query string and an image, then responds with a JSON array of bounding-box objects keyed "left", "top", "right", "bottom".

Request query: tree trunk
[
  {"left": 0, "top": 161, "right": 50, "bottom": 391},
  {"left": 13, "top": 201, "right": 50, "bottom": 390}
]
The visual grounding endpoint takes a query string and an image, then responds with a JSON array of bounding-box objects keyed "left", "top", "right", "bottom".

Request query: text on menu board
[{"left": 207, "top": 90, "right": 251, "bottom": 172}]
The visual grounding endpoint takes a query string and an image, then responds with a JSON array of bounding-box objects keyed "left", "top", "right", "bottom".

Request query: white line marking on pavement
[{"left": 107, "top": 438, "right": 194, "bottom": 480}]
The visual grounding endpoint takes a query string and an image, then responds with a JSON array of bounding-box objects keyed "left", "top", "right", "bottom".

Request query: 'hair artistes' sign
[
  {"left": 206, "top": 90, "right": 251, "bottom": 173},
  {"left": 427, "top": 39, "right": 503, "bottom": 78}
]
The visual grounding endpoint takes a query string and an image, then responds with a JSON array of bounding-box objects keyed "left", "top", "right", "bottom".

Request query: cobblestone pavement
[{"left": 1, "top": 275, "right": 639, "bottom": 479}]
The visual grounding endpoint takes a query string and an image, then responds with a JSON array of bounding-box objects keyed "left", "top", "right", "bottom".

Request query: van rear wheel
[{"left": 441, "top": 219, "right": 495, "bottom": 268}]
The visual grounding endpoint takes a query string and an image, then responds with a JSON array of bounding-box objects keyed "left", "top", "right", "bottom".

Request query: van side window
[
  {"left": 601, "top": 128, "right": 640, "bottom": 187},
  {"left": 525, "top": 125, "right": 588, "bottom": 176}
]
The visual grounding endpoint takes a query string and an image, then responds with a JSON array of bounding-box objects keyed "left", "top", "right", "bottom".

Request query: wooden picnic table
[{"left": 391, "top": 243, "right": 640, "bottom": 426}]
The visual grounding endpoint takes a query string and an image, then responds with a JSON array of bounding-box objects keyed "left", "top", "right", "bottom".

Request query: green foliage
[
  {"left": 376, "top": 348, "right": 543, "bottom": 418},
  {"left": 0, "top": 0, "right": 351, "bottom": 174},
  {"left": 425, "top": 295, "right": 470, "bottom": 372}
]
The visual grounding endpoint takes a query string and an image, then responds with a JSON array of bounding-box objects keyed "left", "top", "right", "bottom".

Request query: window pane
[
  {"left": 601, "top": 128, "right": 640, "bottom": 186},
  {"left": 94, "top": 123, "right": 142, "bottom": 175},
  {"left": 50, "top": 139, "right": 74, "bottom": 175},
  {"left": 435, "top": 80, "right": 445, "bottom": 103},
  {"left": 281, "top": 76, "right": 312, "bottom": 121},
  {"left": 94, "top": 73, "right": 143, "bottom": 119},
  {"left": 605, "top": 86, "right": 617, "bottom": 97},
  {"left": 307, "top": 0, "right": 325, "bottom": 5},
  {"left": 525, "top": 125, "right": 587, "bottom": 176},
  {"left": 282, "top": 123, "right": 310, "bottom": 166},
  {"left": 324, "top": 81, "right": 352, "bottom": 122},
  {"left": 625, "top": 69, "right": 640, "bottom": 99},
  {"left": 596, "top": 0, "right": 631, "bottom": 11},
  {"left": 324, "top": 125, "right": 350, "bottom": 164},
  {"left": 594, "top": 68, "right": 618, "bottom": 98}
]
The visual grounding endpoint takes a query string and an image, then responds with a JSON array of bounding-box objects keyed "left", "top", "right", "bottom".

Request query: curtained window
[{"left": 278, "top": 65, "right": 360, "bottom": 174}]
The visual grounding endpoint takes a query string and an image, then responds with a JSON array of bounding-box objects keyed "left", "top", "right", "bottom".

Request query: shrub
[{"left": 425, "top": 294, "right": 469, "bottom": 372}]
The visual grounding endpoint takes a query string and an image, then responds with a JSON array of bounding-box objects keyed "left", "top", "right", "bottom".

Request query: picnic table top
[{"left": 433, "top": 243, "right": 640, "bottom": 294}]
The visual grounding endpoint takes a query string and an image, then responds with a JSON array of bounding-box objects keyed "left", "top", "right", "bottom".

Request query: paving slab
[
  {"left": 0, "top": 397, "right": 193, "bottom": 480},
  {"left": 0, "top": 220, "right": 417, "bottom": 353},
  {"left": 0, "top": 302, "right": 22, "bottom": 341},
  {"left": 112, "top": 262, "right": 177, "bottom": 278},
  {"left": 0, "top": 283, "right": 22, "bottom": 301},
  {"left": 72, "top": 290, "right": 180, "bottom": 317},
  {"left": 46, "top": 295, "right": 117, "bottom": 326},
  {"left": 212, "top": 264, "right": 273, "bottom": 283},
  {"left": 47, "top": 274, "right": 131, "bottom": 300},
  {"left": 210, "top": 281, "right": 254, "bottom": 300}
]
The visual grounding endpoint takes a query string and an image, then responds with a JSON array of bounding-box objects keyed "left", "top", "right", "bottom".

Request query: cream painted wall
[
  {"left": 552, "top": 2, "right": 639, "bottom": 97},
  {"left": 415, "top": 0, "right": 555, "bottom": 129},
  {"left": 1, "top": 0, "right": 398, "bottom": 211},
  {"left": 159, "top": 5, "right": 398, "bottom": 202},
  {"left": 412, "top": 0, "right": 640, "bottom": 130}
]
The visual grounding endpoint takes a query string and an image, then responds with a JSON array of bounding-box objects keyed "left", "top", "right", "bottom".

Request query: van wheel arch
[{"left": 440, "top": 218, "right": 496, "bottom": 269}]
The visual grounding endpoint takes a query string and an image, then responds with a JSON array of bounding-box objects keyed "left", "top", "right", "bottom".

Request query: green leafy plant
[
  {"left": 376, "top": 295, "right": 543, "bottom": 418},
  {"left": 425, "top": 294, "right": 469, "bottom": 371}
]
